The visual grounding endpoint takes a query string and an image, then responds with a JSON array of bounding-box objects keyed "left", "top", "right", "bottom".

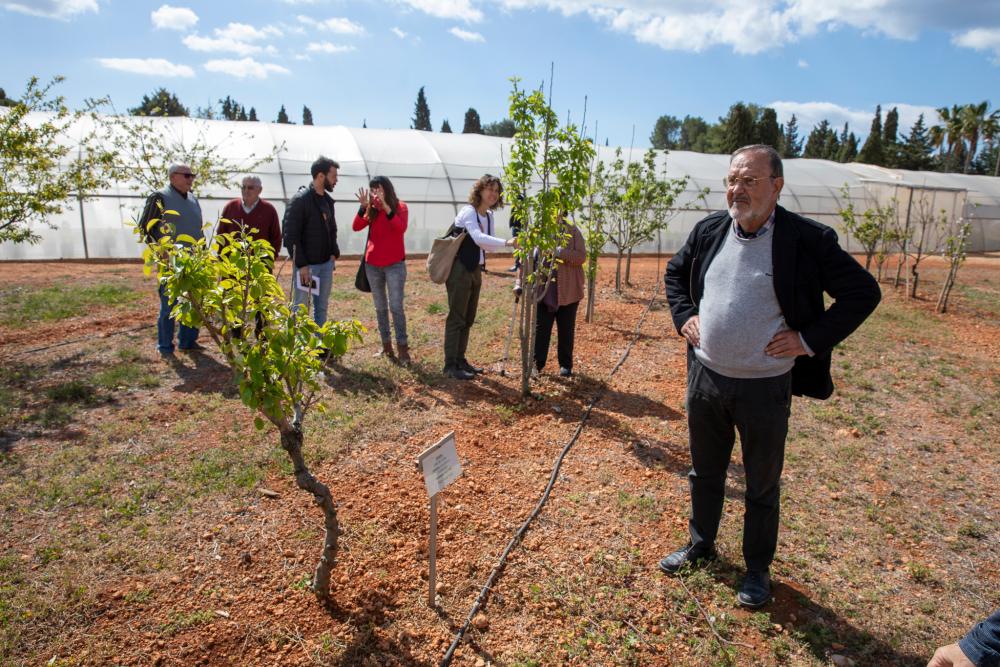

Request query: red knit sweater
[
  {"left": 218, "top": 199, "right": 282, "bottom": 258},
  {"left": 352, "top": 201, "right": 408, "bottom": 267}
]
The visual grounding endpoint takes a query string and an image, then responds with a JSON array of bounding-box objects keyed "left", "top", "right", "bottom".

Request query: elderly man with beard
[{"left": 661, "top": 144, "right": 881, "bottom": 607}]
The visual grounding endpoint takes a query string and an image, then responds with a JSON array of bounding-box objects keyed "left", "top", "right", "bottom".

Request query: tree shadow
[
  {"left": 322, "top": 589, "right": 432, "bottom": 666},
  {"left": 166, "top": 352, "right": 235, "bottom": 395}
]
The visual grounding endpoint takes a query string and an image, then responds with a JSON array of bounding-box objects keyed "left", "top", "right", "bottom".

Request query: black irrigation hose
[
  {"left": 439, "top": 279, "right": 662, "bottom": 667},
  {"left": 17, "top": 323, "right": 155, "bottom": 355}
]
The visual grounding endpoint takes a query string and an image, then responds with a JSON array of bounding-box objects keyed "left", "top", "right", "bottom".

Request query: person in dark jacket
[
  {"left": 928, "top": 609, "right": 1000, "bottom": 667},
  {"left": 660, "top": 144, "right": 881, "bottom": 608},
  {"left": 283, "top": 156, "right": 341, "bottom": 326}
]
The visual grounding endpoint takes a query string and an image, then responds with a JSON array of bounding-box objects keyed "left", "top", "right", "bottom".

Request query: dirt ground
[{"left": 1, "top": 253, "right": 998, "bottom": 666}]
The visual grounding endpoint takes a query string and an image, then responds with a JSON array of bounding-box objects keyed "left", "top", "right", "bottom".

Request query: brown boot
[
  {"left": 374, "top": 340, "right": 395, "bottom": 360},
  {"left": 397, "top": 343, "right": 411, "bottom": 366}
]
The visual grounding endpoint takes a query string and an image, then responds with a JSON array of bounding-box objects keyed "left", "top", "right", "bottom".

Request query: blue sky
[{"left": 1, "top": 0, "right": 999, "bottom": 148}]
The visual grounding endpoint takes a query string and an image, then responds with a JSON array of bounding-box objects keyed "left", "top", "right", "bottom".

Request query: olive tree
[{"left": 138, "top": 208, "right": 363, "bottom": 601}]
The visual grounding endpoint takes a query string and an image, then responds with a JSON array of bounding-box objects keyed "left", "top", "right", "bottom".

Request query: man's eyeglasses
[
  {"left": 724, "top": 175, "right": 773, "bottom": 189},
  {"left": 241, "top": 185, "right": 260, "bottom": 190},
  {"left": 176, "top": 172, "right": 196, "bottom": 179}
]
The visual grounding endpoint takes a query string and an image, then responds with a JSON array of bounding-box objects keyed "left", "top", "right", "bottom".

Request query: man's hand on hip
[
  {"left": 681, "top": 316, "right": 700, "bottom": 348},
  {"left": 765, "top": 330, "right": 806, "bottom": 358}
]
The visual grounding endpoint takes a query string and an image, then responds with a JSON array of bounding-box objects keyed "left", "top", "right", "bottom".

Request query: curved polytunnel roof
[{"left": 1, "top": 112, "right": 998, "bottom": 260}]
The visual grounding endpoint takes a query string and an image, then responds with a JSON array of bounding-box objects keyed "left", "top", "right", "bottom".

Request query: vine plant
[
  {"left": 138, "top": 210, "right": 363, "bottom": 602},
  {"left": 504, "top": 77, "right": 595, "bottom": 397}
]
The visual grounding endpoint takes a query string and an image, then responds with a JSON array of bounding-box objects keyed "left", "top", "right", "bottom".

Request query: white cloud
[
  {"left": 797, "top": 59, "right": 808, "bottom": 68},
  {"left": 398, "top": 0, "right": 483, "bottom": 23},
  {"left": 953, "top": 27, "right": 1000, "bottom": 64},
  {"left": 391, "top": 26, "right": 408, "bottom": 38},
  {"left": 491, "top": 0, "right": 1000, "bottom": 58},
  {"left": 769, "top": 100, "right": 940, "bottom": 139},
  {"left": 317, "top": 17, "right": 365, "bottom": 34},
  {"left": 151, "top": 4, "right": 197, "bottom": 30},
  {"left": 182, "top": 22, "right": 282, "bottom": 56},
  {"left": 97, "top": 57, "right": 195, "bottom": 78},
  {"left": 2, "top": 0, "right": 96, "bottom": 20},
  {"left": 204, "top": 58, "right": 291, "bottom": 79},
  {"left": 306, "top": 41, "right": 355, "bottom": 53},
  {"left": 449, "top": 26, "right": 484, "bottom": 42}
]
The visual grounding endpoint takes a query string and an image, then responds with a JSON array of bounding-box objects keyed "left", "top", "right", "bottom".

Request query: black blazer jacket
[{"left": 664, "top": 205, "right": 881, "bottom": 399}]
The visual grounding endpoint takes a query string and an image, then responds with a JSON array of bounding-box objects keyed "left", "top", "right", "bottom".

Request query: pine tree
[
  {"left": 882, "top": 106, "right": 899, "bottom": 166},
  {"left": 237, "top": 105, "right": 248, "bottom": 121},
  {"left": 679, "top": 115, "right": 710, "bottom": 152},
  {"left": 248, "top": 107, "right": 258, "bottom": 121},
  {"left": 650, "top": 115, "right": 681, "bottom": 150},
  {"left": 411, "top": 86, "right": 431, "bottom": 131},
  {"left": 755, "top": 107, "right": 782, "bottom": 150},
  {"left": 857, "top": 105, "right": 885, "bottom": 165},
  {"left": 276, "top": 105, "right": 290, "bottom": 124},
  {"left": 822, "top": 127, "right": 840, "bottom": 160},
  {"left": 462, "top": 108, "right": 482, "bottom": 134},
  {"left": 899, "top": 114, "right": 934, "bottom": 171},
  {"left": 837, "top": 128, "right": 859, "bottom": 163},
  {"left": 720, "top": 102, "right": 755, "bottom": 153},
  {"left": 303, "top": 106, "right": 314, "bottom": 125},
  {"left": 483, "top": 119, "right": 516, "bottom": 137},
  {"left": 803, "top": 120, "right": 832, "bottom": 159},
  {"left": 129, "top": 88, "right": 189, "bottom": 116},
  {"left": 781, "top": 114, "right": 802, "bottom": 158},
  {"left": 441, "top": 119, "right": 452, "bottom": 133}
]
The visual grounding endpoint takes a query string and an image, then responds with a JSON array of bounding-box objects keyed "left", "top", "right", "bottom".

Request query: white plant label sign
[{"left": 418, "top": 432, "right": 461, "bottom": 498}]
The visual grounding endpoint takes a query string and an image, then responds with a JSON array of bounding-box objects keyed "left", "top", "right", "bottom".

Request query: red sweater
[
  {"left": 352, "top": 201, "right": 408, "bottom": 267},
  {"left": 218, "top": 199, "right": 282, "bottom": 258}
]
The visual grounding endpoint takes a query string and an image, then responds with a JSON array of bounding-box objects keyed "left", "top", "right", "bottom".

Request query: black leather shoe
[
  {"left": 737, "top": 570, "right": 772, "bottom": 608},
  {"left": 658, "top": 542, "right": 717, "bottom": 575},
  {"left": 559, "top": 367, "right": 572, "bottom": 377},
  {"left": 459, "top": 359, "right": 483, "bottom": 374},
  {"left": 178, "top": 342, "right": 206, "bottom": 352},
  {"left": 443, "top": 365, "right": 475, "bottom": 380}
]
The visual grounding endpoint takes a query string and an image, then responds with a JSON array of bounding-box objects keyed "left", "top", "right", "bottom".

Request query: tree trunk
[
  {"left": 864, "top": 252, "right": 873, "bottom": 272},
  {"left": 625, "top": 247, "right": 633, "bottom": 286},
  {"left": 519, "top": 253, "right": 537, "bottom": 398},
  {"left": 615, "top": 250, "right": 623, "bottom": 293},
  {"left": 910, "top": 266, "right": 920, "bottom": 299},
  {"left": 893, "top": 253, "right": 904, "bottom": 288},
  {"left": 279, "top": 425, "right": 339, "bottom": 602},
  {"left": 585, "top": 274, "right": 596, "bottom": 323}
]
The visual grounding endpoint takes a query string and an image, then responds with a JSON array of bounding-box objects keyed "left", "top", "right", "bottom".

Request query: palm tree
[
  {"left": 932, "top": 105, "right": 968, "bottom": 172},
  {"left": 960, "top": 101, "right": 996, "bottom": 174}
]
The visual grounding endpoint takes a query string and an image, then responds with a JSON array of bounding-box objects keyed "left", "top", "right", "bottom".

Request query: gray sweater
[
  {"left": 152, "top": 185, "right": 203, "bottom": 245},
  {"left": 694, "top": 226, "right": 795, "bottom": 379}
]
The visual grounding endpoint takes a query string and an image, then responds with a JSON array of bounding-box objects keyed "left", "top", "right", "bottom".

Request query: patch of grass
[
  {"left": 957, "top": 521, "right": 986, "bottom": 539},
  {"left": 93, "top": 361, "right": 159, "bottom": 391},
  {"left": 159, "top": 609, "right": 215, "bottom": 636},
  {"left": 615, "top": 490, "right": 659, "bottom": 523},
  {"left": 185, "top": 449, "right": 264, "bottom": 496},
  {"left": 35, "top": 546, "right": 63, "bottom": 566},
  {"left": 45, "top": 380, "right": 96, "bottom": 404},
  {"left": 426, "top": 302, "right": 445, "bottom": 315},
  {"left": 0, "top": 284, "right": 140, "bottom": 328}
]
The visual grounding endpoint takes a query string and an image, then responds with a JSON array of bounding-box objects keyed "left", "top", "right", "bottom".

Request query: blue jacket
[{"left": 961, "top": 608, "right": 1000, "bottom": 667}]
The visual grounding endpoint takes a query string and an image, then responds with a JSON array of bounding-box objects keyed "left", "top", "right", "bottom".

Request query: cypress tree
[
  {"left": 441, "top": 119, "right": 452, "bottom": 133},
  {"left": 462, "top": 108, "right": 482, "bottom": 134},
  {"left": 755, "top": 107, "right": 782, "bottom": 150},
  {"left": 720, "top": 102, "right": 755, "bottom": 153},
  {"left": 248, "top": 107, "right": 258, "bottom": 121},
  {"left": 276, "top": 105, "right": 290, "bottom": 124},
  {"left": 857, "top": 105, "right": 885, "bottom": 165},
  {"left": 302, "top": 106, "right": 314, "bottom": 125},
  {"left": 411, "top": 86, "right": 431, "bottom": 131},
  {"left": 782, "top": 114, "right": 802, "bottom": 158}
]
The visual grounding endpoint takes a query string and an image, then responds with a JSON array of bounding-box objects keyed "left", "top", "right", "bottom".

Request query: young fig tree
[
  {"left": 138, "top": 210, "right": 363, "bottom": 602},
  {"left": 504, "top": 77, "right": 595, "bottom": 396}
]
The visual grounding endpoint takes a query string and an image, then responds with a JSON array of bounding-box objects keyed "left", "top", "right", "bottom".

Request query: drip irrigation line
[
  {"left": 440, "top": 281, "right": 660, "bottom": 667},
  {"left": 18, "top": 323, "right": 155, "bottom": 355}
]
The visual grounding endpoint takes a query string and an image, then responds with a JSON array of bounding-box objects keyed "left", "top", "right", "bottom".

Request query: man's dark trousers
[
  {"left": 686, "top": 356, "right": 792, "bottom": 572},
  {"left": 444, "top": 261, "right": 482, "bottom": 367}
]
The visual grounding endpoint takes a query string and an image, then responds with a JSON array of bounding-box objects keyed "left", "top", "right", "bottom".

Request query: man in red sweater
[{"left": 217, "top": 176, "right": 282, "bottom": 266}]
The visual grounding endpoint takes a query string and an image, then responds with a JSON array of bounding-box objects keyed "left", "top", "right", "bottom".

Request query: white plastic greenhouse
[{"left": 2, "top": 113, "right": 999, "bottom": 260}]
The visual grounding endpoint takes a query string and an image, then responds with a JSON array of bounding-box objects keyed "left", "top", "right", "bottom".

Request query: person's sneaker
[
  {"left": 559, "top": 367, "right": 572, "bottom": 377},
  {"left": 459, "top": 359, "right": 483, "bottom": 374},
  {"left": 737, "top": 570, "right": 772, "bottom": 608},
  {"left": 658, "top": 542, "right": 717, "bottom": 575},
  {"left": 158, "top": 348, "right": 174, "bottom": 358},
  {"left": 443, "top": 365, "right": 475, "bottom": 380},
  {"left": 507, "top": 264, "right": 518, "bottom": 272},
  {"left": 178, "top": 342, "right": 206, "bottom": 352}
]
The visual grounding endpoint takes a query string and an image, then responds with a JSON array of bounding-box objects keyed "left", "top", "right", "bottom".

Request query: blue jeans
[
  {"left": 292, "top": 258, "right": 334, "bottom": 326},
  {"left": 365, "top": 260, "right": 408, "bottom": 345},
  {"left": 158, "top": 283, "right": 199, "bottom": 352}
]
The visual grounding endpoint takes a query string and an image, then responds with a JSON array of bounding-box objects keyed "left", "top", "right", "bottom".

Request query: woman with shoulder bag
[
  {"left": 353, "top": 176, "right": 411, "bottom": 364},
  {"left": 443, "top": 174, "right": 516, "bottom": 380}
]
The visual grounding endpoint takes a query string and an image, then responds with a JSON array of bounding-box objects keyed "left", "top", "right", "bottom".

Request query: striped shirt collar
[{"left": 733, "top": 209, "right": 776, "bottom": 239}]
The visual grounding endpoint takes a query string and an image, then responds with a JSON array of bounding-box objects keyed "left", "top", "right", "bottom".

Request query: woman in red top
[{"left": 353, "top": 176, "right": 411, "bottom": 364}]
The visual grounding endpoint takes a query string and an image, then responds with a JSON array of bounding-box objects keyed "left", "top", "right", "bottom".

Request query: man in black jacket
[
  {"left": 283, "top": 156, "right": 341, "bottom": 326},
  {"left": 661, "top": 144, "right": 880, "bottom": 608}
]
